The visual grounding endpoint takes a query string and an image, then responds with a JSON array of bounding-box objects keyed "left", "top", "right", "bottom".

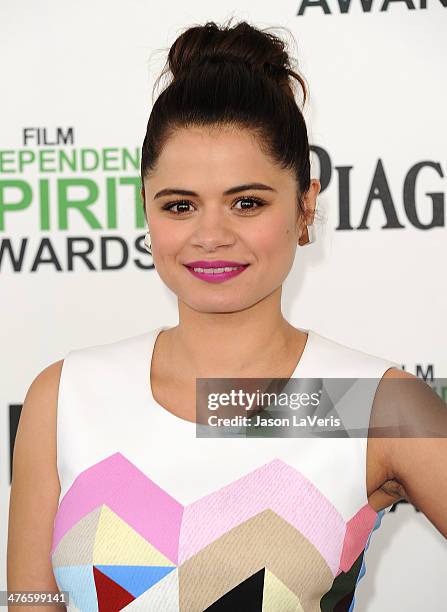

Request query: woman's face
[{"left": 143, "top": 125, "right": 319, "bottom": 313}]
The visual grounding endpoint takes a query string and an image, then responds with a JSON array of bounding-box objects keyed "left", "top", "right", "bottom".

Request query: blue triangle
[
  {"left": 53, "top": 565, "right": 97, "bottom": 612},
  {"left": 94, "top": 565, "right": 176, "bottom": 598}
]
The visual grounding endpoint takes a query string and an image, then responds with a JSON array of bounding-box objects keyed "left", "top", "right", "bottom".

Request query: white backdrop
[{"left": 1, "top": 1, "right": 446, "bottom": 609}]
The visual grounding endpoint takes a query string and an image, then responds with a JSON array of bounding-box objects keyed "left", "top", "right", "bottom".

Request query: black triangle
[{"left": 204, "top": 567, "right": 265, "bottom": 611}]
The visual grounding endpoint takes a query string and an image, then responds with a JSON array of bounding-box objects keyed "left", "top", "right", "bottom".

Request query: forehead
[{"left": 147, "top": 125, "right": 288, "bottom": 188}]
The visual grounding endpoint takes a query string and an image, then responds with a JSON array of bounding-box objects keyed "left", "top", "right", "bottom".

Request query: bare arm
[
  {"left": 378, "top": 368, "right": 447, "bottom": 538},
  {"left": 7, "top": 360, "right": 66, "bottom": 611}
]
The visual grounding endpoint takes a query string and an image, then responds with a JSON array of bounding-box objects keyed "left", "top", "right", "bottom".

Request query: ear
[{"left": 297, "top": 179, "right": 320, "bottom": 240}]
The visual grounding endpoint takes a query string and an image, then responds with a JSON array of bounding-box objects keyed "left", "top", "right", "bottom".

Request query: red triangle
[{"left": 93, "top": 566, "right": 136, "bottom": 611}]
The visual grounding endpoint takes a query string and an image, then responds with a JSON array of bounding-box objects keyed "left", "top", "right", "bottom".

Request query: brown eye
[
  {"left": 162, "top": 200, "right": 194, "bottom": 215},
  {"left": 233, "top": 196, "right": 267, "bottom": 213},
  {"left": 162, "top": 196, "right": 267, "bottom": 216}
]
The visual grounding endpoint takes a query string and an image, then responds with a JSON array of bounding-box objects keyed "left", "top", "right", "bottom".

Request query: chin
[
  {"left": 190, "top": 303, "right": 246, "bottom": 314},
  {"left": 204, "top": 294, "right": 279, "bottom": 315},
  {"left": 183, "top": 296, "right": 253, "bottom": 314}
]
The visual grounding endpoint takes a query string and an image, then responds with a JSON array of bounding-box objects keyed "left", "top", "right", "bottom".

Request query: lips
[
  {"left": 185, "top": 260, "right": 249, "bottom": 269},
  {"left": 184, "top": 262, "right": 249, "bottom": 283}
]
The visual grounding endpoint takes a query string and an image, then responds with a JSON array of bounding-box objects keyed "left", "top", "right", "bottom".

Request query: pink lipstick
[{"left": 184, "top": 260, "right": 249, "bottom": 284}]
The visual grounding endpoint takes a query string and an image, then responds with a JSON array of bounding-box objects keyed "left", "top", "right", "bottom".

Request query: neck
[{"left": 164, "top": 288, "right": 305, "bottom": 378}]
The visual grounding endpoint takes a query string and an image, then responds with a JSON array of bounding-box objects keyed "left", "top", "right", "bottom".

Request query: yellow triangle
[
  {"left": 262, "top": 568, "right": 304, "bottom": 612},
  {"left": 92, "top": 504, "right": 175, "bottom": 566}
]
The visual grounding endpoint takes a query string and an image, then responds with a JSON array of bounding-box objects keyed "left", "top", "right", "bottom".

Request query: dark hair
[{"left": 141, "top": 18, "right": 311, "bottom": 222}]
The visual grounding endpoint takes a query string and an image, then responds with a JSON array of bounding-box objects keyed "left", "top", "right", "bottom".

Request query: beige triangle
[
  {"left": 52, "top": 506, "right": 102, "bottom": 567},
  {"left": 92, "top": 505, "right": 175, "bottom": 566},
  {"left": 262, "top": 568, "right": 305, "bottom": 612}
]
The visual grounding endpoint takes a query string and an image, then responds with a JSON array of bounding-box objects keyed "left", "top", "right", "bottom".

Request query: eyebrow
[{"left": 153, "top": 182, "right": 277, "bottom": 200}]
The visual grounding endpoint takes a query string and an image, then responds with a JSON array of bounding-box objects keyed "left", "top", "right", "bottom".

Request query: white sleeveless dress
[{"left": 50, "top": 325, "right": 400, "bottom": 611}]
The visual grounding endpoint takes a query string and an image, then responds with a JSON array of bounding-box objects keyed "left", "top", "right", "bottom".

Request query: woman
[{"left": 8, "top": 18, "right": 446, "bottom": 612}]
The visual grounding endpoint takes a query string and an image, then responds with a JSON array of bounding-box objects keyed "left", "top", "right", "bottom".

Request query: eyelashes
[{"left": 161, "top": 196, "right": 267, "bottom": 216}]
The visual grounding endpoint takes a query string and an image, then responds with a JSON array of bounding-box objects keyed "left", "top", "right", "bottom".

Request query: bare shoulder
[
  {"left": 10, "top": 358, "right": 65, "bottom": 496},
  {"left": 27, "top": 357, "right": 65, "bottom": 396},
  {"left": 367, "top": 366, "right": 444, "bottom": 512},
  {"left": 366, "top": 367, "right": 414, "bottom": 511},
  {"left": 374, "top": 367, "right": 447, "bottom": 537},
  {"left": 7, "top": 359, "right": 65, "bottom": 592},
  {"left": 382, "top": 367, "right": 416, "bottom": 380},
  {"left": 13, "top": 359, "right": 65, "bottom": 462}
]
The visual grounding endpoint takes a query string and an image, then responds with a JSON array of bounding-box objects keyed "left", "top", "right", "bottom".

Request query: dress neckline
[{"left": 146, "top": 324, "right": 315, "bottom": 427}]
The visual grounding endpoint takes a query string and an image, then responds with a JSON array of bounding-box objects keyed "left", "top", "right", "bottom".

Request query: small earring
[
  {"left": 143, "top": 231, "right": 152, "bottom": 255},
  {"left": 298, "top": 224, "right": 315, "bottom": 246}
]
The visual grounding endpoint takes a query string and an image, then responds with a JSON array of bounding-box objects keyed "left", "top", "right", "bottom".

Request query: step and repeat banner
[{"left": 1, "top": 1, "right": 446, "bottom": 609}]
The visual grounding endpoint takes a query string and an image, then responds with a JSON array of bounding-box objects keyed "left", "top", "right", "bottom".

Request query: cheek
[
  {"left": 251, "top": 215, "right": 296, "bottom": 255},
  {"left": 151, "top": 220, "right": 184, "bottom": 254}
]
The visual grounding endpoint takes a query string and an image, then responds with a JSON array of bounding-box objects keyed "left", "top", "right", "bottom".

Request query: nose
[{"left": 189, "top": 205, "right": 236, "bottom": 251}]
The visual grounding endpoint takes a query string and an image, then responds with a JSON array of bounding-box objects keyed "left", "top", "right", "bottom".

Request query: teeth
[{"left": 192, "top": 266, "right": 242, "bottom": 273}]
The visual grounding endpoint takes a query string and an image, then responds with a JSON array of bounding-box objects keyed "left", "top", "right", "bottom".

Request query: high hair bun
[
  {"left": 143, "top": 18, "right": 312, "bottom": 213},
  {"left": 164, "top": 19, "right": 308, "bottom": 105}
]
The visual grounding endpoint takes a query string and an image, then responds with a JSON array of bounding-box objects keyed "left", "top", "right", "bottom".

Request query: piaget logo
[
  {"left": 0, "top": 127, "right": 153, "bottom": 272},
  {"left": 310, "top": 145, "right": 445, "bottom": 231}
]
